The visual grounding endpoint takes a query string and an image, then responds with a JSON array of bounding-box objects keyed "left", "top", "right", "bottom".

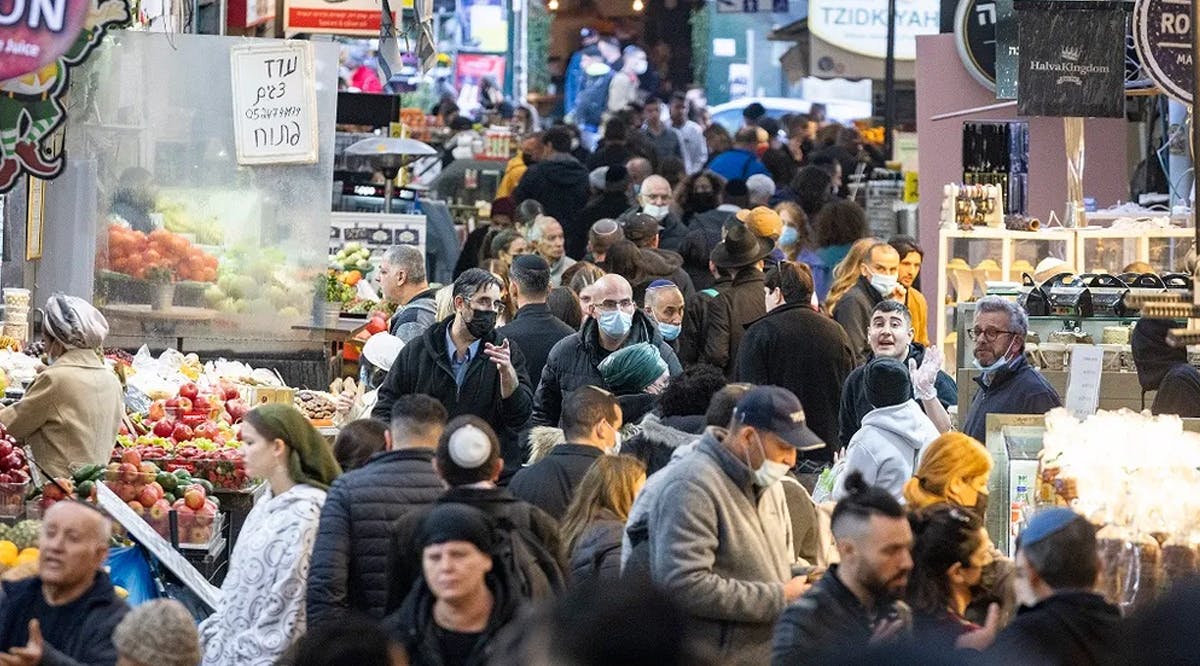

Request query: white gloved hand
[{"left": 908, "top": 344, "right": 942, "bottom": 401}]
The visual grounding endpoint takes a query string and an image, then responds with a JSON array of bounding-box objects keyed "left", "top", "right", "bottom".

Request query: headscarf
[
  {"left": 598, "top": 343, "right": 668, "bottom": 395},
  {"left": 45, "top": 294, "right": 109, "bottom": 349},
  {"left": 246, "top": 404, "right": 342, "bottom": 490}
]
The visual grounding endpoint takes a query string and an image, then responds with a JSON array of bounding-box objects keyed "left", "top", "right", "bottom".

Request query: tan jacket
[{"left": 0, "top": 348, "right": 124, "bottom": 479}]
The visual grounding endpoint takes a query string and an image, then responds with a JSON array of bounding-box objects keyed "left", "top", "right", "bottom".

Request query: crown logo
[{"left": 1060, "top": 46, "right": 1080, "bottom": 62}]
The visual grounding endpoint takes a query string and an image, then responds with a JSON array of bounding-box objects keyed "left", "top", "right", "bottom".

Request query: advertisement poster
[
  {"left": 284, "top": 0, "right": 398, "bottom": 36},
  {"left": 458, "top": 0, "right": 508, "bottom": 53},
  {"left": 1016, "top": 1, "right": 1125, "bottom": 117},
  {"left": 454, "top": 52, "right": 506, "bottom": 110}
]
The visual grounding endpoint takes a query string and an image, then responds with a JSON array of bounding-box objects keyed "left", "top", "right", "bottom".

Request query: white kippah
[{"left": 448, "top": 424, "right": 492, "bottom": 469}]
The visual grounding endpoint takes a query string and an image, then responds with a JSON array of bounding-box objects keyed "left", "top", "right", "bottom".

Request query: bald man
[
  {"left": 532, "top": 274, "right": 683, "bottom": 426},
  {"left": 0, "top": 501, "right": 128, "bottom": 664},
  {"left": 626, "top": 157, "right": 653, "bottom": 191},
  {"left": 644, "top": 280, "right": 685, "bottom": 353},
  {"left": 622, "top": 175, "right": 688, "bottom": 252}
]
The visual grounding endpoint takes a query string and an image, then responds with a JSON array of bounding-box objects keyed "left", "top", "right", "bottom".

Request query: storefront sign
[
  {"left": 284, "top": 0, "right": 398, "bottom": 36},
  {"left": 1016, "top": 1, "right": 1125, "bottom": 118},
  {"left": 715, "top": 0, "right": 787, "bottom": 12},
  {"left": 227, "top": 0, "right": 277, "bottom": 29},
  {"left": 1134, "top": 0, "right": 1192, "bottom": 104},
  {"left": 994, "top": 0, "right": 1018, "bottom": 98},
  {"left": 230, "top": 42, "right": 320, "bottom": 165},
  {"left": 809, "top": 0, "right": 941, "bottom": 61},
  {"left": 0, "top": 0, "right": 127, "bottom": 194}
]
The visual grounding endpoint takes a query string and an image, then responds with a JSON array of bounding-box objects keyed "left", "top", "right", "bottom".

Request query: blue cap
[
  {"left": 1020, "top": 508, "right": 1081, "bottom": 548},
  {"left": 734, "top": 386, "right": 824, "bottom": 451},
  {"left": 646, "top": 279, "right": 675, "bottom": 290}
]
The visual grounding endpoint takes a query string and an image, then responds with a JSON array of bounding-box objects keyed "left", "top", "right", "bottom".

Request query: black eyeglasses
[{"left": 967, "top": 328, "right": 1018, "bottom": 342}]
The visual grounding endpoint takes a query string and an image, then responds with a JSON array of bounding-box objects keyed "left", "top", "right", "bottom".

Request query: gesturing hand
[
  {"left": 484, "top": 338, "right": 519, "bottom": 399},
  {"left": 0, "top": 619, "right": 44, "bottom": 666},
  {"left": 908, "top": 343, "right": 943, "bottom": 401}
]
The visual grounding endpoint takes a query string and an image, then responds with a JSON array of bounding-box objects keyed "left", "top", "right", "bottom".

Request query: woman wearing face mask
[
  {"left": 906, "top": 504, "right": 999, "bottom": 652},
  {"left": 905, "top": 432, "right": 1015, "bottom": 627},
  {"left": 333, "top": 332, "right": 405, "bottom": 425},
  {"left": 0, "top": 295, "right": 124, "bottom": 479}
]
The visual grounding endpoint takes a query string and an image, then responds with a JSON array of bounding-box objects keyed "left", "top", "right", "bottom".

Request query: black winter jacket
[
  {"left": 384, "top": 485, "right": 562, "bottom": 613},
  {"left": 514, "top": 154, "right": 593, "bottom": 260},
  {"left": 678, "top": 276, "right": 732, "bottom": 366},
  {"left": 678, "top": 208, "right": 737, "bottom": 290},
  {"left": 1131, "top": 316, "right": 1200, "bottom": 416},
  {"left": 0, "top": 571, "right": 129, "bottom": 666},
  {"left": 838, "top": 341, "right": 959, "bottom": 448},
  {"left": 771, "top": 565, "right": 903, "bottom": 666},
  {"left": 578, "top": 192, "right": 636, "bottom": 253},
  {"left": 372, "top": 318, "right": 534, "bottom": 463},
  {"left": 385, "top": 569, "right": 522, "bottom": 666},
  {"left": 736, "top": 302, "right": 854, "bottom": 463},
  {"left": 832, "top": 276, "right": 885, "bottom": 365},
  {"left": 508, "top": 443, "right": 604, "bottom": 520},
  {"left": 567, "top": 509, "right": 625, "bottom": 584},
  {"left": 702, "top": 266, "right": 767, "bottom": 378},
  {"left": 984, "top": 592, "right": 1121, "bottom": 666},
  {"left": 497, "top": 303, "right": 577, "bottom": 400},
  {"left": 531, "top": 311, "right": 682, "bottom": 427},
  {"left": 307, "top": 448, "right": 444, "bottom": 626},
  {"left": 961, "top": 356, "right": 1061, "bottom": 443}
]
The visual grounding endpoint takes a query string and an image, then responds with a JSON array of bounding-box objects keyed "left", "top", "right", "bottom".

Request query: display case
[
  {"left": 1073, "top": 227, "right": 1195, "bottom": 276},
  {"left": 41, "top": 32, "right": 340, "bottom": 369}
]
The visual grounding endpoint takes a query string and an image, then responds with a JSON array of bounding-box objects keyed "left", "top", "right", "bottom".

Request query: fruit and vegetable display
[
  {"left": 331, "top": 242, "right": 374, "bottom": 273},
  {"left": 156, "top": 196, "right": 224, "bottom": 245},
  {"left": 201, "top": 244, "right": 312, "bottom": 318},
  {"left": 0, "top": 521, "right": 41, "bottom": 581},
  {"left": 0, "top": 424, "right": 31, "bottom": 517},
  {"left": 103, "top": 224, "right": 220, "bottom": 283}
]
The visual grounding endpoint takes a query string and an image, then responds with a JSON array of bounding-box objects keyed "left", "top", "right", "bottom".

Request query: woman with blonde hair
[
  {"left": 904, "top": 432, "right": 993, "bottom": 511},
  {"left": 560, "top": 455, "right": 647, "bottom": 584},
  {"left": 824, "top": 237, "right": 879, "bottom": 316},
  {"left": 904, "top": 432, "right": 1013, "bottom": 627}
]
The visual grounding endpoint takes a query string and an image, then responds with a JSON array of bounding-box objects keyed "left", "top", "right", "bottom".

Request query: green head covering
[
  {"left": 246, "top": 404, "right": 342, "bottom": 490},
  {"left": 598, "top": 343, "right": 668, "bottom": 395}
]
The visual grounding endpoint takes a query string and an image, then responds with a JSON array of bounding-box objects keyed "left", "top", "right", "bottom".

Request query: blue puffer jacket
[{"left": 306, "top": 448, "right": 444, "bottom": 626}]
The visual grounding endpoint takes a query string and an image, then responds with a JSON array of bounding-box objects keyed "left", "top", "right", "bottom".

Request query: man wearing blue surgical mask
[
  {"left": 832, "top": 241, "right": 904, "bottom": 365},
  {"left": 643, "top": 280, "right": 684, "bottom": 354},
  {"left": 960, "top": 296, "right": 1061, "bottom": 443},
  {"left": 532, "top": 273, "right": 683, "bottom": 427}
]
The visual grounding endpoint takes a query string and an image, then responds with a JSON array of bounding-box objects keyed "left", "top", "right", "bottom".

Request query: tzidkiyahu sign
[{"left": 808, "top": 0, "right": 941, "bottom": 60}]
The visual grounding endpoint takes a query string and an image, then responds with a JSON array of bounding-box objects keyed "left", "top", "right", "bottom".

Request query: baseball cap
[
  {"left": 736, "top": 206, "right": 783, "bottom": 240},
  {"left": 621, "top": 213, "right": 661, "bottom": 242},
  {"left": 733, "top": 386, "right": 824, "bottom": 451}
]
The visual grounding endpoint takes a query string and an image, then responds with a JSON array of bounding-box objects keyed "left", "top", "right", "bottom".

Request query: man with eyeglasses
[
  {"left": 532, "top": 273, "right": 682, "bottom": 427},
  {"left": 373, "top": 268, "right": 534, "bottom": 474},
  {"left": 838, "top": 300, "right": 957, "bottom": 449},
  {"left": 960, "top": 296, "right": 1060, "bottom": 443}
]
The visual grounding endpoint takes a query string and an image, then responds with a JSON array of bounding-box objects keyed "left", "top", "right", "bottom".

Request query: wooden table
[{"left": 103, "top": 304, "right": 219, "bottom": 351}]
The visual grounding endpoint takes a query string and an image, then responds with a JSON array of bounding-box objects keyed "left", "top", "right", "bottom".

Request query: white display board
[
  {"left": 330, "top": 212, "right": 427, "bottom": 259},
  {"left": 230, "top": 41, "right": 319, "bottom": 166},
  {"left": 1065, "top": 344, "right": 1104, "bottom": 419}
]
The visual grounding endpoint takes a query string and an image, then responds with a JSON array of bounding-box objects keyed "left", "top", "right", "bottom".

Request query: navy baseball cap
[{"left": 734, "top": 386, "right": 824, "bottom": 451}]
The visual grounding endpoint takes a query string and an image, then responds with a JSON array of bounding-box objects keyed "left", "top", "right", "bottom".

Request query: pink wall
[{"left": 915, "top": 34, "right": 1130, "bottom": 328}]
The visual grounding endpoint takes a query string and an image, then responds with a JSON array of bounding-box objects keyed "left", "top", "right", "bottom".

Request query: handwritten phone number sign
[{"left": 230, "top": 41, "right": 319, "bottom": 165}]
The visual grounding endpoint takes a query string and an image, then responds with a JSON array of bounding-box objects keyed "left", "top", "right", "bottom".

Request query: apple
[
  {"left": 172, "top": 423, "right": 194, "bottom": 442},
  {"left": 175, "top": 396, "right": 193, "bottom": 413},
  {"left": 121, "top": 449, "right": 143, "bottom": 468},
  {"left": 118, "top": 423, "right": 130, "bottom": 436},
  {"left": 0, "top": 453, "right": 20, "bottom": 471},
  {"left": 127, "top": 500, "right": 146, "bottom": 516},
  {"left": 192, "top": 395, "right": 211, "bottom": 413},
  {"left": 178, "top": 382, "right": 199, "bottom": 401},
  {"left": 136, "top": 484, "right": 159, "bottom": 507},
  {"left": 0, "top": 441, "right": 13, "bottom": 459},
  {"left": 225, "top": 399, "right": 249, "bottom": 423},
  {"left": 220, "top": 381, "right": 240, "bottom": 401},
  {"left": 194, "top": 501, "right": 217, "bottom": 526},
  {"left": 149, "top": 400, "right": 167, "bottom": 421},
  {"left": 118, "top": 462, "right": 140, "bottom": 484},
  {"left": 187, "top": 526, "right": 211, "bottom": 543},
  {"left": 149, "top": 498, "right": 171, "bottom": 521},
  {"left": 114, "top": 482, "right": 139, "bottom": 503},
  {"left": 194, "top": 422, "right": 221, "bottom": 440},
  {"left": 9, "top": 470, "right": 26, "bottom": 484},
  {"left": 183, "top": 487, "right": 205, "bottom": 510},
  {"left": 139, "top": 462, "right": 158, "bottom": 475},
  {"left": 152, "top": 420, "right": 175, "bottom": 438}
]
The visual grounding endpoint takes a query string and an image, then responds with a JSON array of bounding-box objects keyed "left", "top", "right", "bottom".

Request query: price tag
[
  {"left": 1065, "top": 344, "right": 1104, "bottom": 418},
  {"left": 229, "top": 41, "right": 319, "bottom": 165}
]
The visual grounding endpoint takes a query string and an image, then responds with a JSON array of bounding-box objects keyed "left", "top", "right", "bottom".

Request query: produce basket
[{"left": 0, "top": 482, "right": 28, "bottom": 518}]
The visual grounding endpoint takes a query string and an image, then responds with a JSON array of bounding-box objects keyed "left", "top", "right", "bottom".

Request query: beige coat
[{"left": 0, "top": 348, "right": 124, "bottom": 479}]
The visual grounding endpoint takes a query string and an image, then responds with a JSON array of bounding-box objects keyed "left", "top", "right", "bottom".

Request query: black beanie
[
  {"left": 865, "top": 356, "right": 912, "bottom": 408},
  {"left": 417, "top": 503, "right": 495, "bottom": 554}
]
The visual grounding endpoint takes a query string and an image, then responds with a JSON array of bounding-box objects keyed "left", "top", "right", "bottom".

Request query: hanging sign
[
  {"left": 808, "top": 0, "right": 941, "bottom": 60},
  {"left": 1134, "top": 0, "right": 1192, "bottom": 104},
  {"left": 1016, "top": 0, "right": 1125, "bottom": 118},
  {"left": 0, "top": 0, "right": 127, "bottom": 194},
  {"left": 229, "top": 41, "right": 320, "bottom": 165},
  {"left": 284, "top": 0, "right": 399, "bottom": 36},
  {"left": 994, "top": 0, "right": 1018, "bottom": 99},
  {"left": 954, "top": 0, "right": 998, "bottom": 90}
]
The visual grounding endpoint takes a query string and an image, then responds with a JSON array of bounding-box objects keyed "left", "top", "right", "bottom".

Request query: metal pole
[
  {"left": 1192, "top": 0, "right": 1199, "bottom": 260},
  {"left": 883, "top": 0, "right": 896, "bottom": 161}
]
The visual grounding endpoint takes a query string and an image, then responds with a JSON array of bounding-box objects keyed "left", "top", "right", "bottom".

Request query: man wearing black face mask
[{"left": 373, "top": 269, "right": 534, "bottom": 476}]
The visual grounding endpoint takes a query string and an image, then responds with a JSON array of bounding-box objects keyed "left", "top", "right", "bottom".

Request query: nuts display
[{"left": 294, "top": 390, "right": 336, "bottom": 420}]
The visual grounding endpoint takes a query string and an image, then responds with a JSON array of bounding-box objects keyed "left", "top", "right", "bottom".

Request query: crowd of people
[{"left": 9, "top": 29, "right": 1198, "bottom": 665}]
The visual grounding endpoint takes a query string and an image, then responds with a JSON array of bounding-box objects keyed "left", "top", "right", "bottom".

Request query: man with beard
[{"left": 772, "top": 471, "right": 914, "bottom": 665}]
